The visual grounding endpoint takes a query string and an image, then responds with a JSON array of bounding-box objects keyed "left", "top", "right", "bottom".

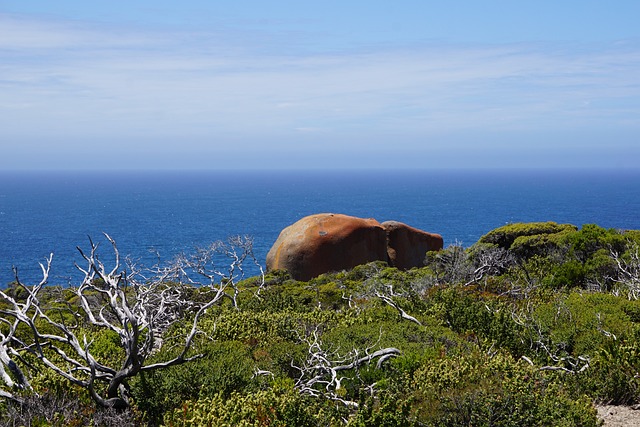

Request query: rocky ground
[{"left": 597, "top": 405, "right": 640, "bottom": 426}]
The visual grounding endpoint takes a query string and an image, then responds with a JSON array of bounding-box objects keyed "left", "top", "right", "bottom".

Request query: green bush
[
  {"left": 546, "top": 260, "right": 586, "bottom": 288},
  {"left": 7, "top": 222, "right": 640, "bottom": 425},
  {"left": 132, "top": 340, "right": 255, "bottom": 424},
  {"left": 424, "top": 286, "right": 528, "bottom": 357},
  {"left": 566, "top": 224, "right": 627, "bottom": 263},
  {"left": 530, "top": 292, "right": 639, "bottom": 359},
  {"left": 348, "top": 387, "right": 414, "bottom": 427},
  {"left": 582, "top": 339, "right": 640, "bottom": 405},
  {"left": 410, "top": 351, "right": 599, "bottom": 427},
  {"left": 162, "top": 384, "right": 337, "bottom": 427},
  {"left": 478, "top": 222, "right": 577, "bottom": 256}
]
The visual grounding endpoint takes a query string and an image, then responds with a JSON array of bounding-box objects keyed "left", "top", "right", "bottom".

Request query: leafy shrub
[
  {"left": 424, "top": 286, "right": 528, "bottom": 357},
  {"left": 530, "top": 292, "right": 639, "bottom": 359},
  {"left": 7, "top": 223, "right": 640, "bottom": 425},
  {"left": 163, "top": 384, "right": 337, "bottom": 427},
  {"left": 132, "top": 340, "right": 255, "bottom": 424},
  {"left": 410, "top": 351, "right": 599, "bottom": 427},
  {"left": 565, "top": 224, "right": 627, "bottom": 263},
  {"left": 546, "top": 260, "right": 586, "bottom": 288},
  {"left": 479, "top": 222, "right": 577, "bottom": 256},
  {"left": 582, "top": 339, "right": 640, "bottom": 405},
  {"left": 348, "top": 387, "right": 414, "bottom": 427}
]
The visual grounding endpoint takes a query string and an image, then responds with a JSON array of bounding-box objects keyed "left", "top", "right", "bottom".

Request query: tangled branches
[
  {"left": 292, "top": 327, "right": 400, "bottom": 409},
  {"left": 0, "top": 234, "right": 263, "bottom": 409}
]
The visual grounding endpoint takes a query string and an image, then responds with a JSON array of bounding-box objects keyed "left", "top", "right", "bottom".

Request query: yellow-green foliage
[
  {"left": 479, "top": 221, "right": 577, "bottom": 254},
  {"left": 410, "top": 351, "right": 599, "bottom": 426},
  {"left": 197, "top": 306, "right": 358, "bottom": 343},
  {"left": 531, "top": 292, "right": 640, "bottom": 357},
  {"left": 132, "top": 340, "right": 256, "bottom": 424},
  {"left": 587, "top": 340, "right": 640, "bottom": 404},
  {"left": 6, "top": 222, "right": 640, "bottom": 426},
  {"left": 162, "top": 384, "right": 337, "bottom": 427}
]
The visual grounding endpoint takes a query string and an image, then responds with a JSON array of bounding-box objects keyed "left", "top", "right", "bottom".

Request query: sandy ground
[{"left": 597, "top": 405, "right": 640, "bottom": 427}]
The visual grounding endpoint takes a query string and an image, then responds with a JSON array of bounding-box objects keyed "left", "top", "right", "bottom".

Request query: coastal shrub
[
  {"left": 86, "top": 328, "right": 124, "bottom": 367},
  {"left": 410, "top": 351, "right": 599, "bottom": 427},
  {"left": 529, "top": 292, "right": 639, "bottom": 359},
  {"left": 195, "top": 306, "right": 353, "bottom": 344},
  {"left": 505, "top": 254, "right": 559, "bottom": 290},
  {"left": 348, "top": 386, "right": 415, "bottom": 427},
  {"left": 0, "top": 392, "right": 140, "bottom": 427},
  {"left": 7, "top": 223, "right": 640, "bottom": 425},
  {"left": 565, "top": 224, "right": 627, "bottom": 263},
  {"left": 478, "top": 222, "right": 577, "bottom": 256},
  {"left": 131, "top": 340, "right": 255, "bottom": 424},
  {"left": 162, "top": 384, "right": 336, "bottom": 427},
  {"left": 545, "top": 260, "right": 586, "bottom": 288},
  {"left": 584, "top": 339, "right": 640, "bottom": 405},
  {"left": 424, "top": 244, "right": 473, "bottom": 284},
  {"left": 424, "top": 286, "right": 528, "bottom": 356}
]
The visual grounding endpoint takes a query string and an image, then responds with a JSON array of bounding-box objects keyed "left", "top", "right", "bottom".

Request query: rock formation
[
  {"left": 382, "top": 220, "right": 443, "bottom": 270},
  {"left": 266, "top": 213, "right": 387, "bottom": 281},
  {"left": 267, "top": 213, "right": 443, "bottom": 280}
]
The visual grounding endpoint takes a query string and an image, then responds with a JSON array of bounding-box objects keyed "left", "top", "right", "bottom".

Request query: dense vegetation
[{"left": 2, "top": 222, "right": 640, "bottom": 426}]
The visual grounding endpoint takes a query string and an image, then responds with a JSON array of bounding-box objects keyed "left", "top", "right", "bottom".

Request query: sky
[{"left": 1, "top": 1, "right": 639, "bottom": 170}]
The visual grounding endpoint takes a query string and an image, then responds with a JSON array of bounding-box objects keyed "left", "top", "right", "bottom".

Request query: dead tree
[
  {"left": 375, "top": 286, "right": 422, "bottom": 326},
  {"left": 176, "top": 235, "right": 265, "bottom": 307},
  {"left": 511, "top": 302, "right": 590, "bottom": 374},
  {"left": 292, "top": 327, "right": 400, "bottom": 409},
  {"left": 426, "top": 242, "right": 473, "bottom": 285},
  {"left": 610, "top": 242, "right": 640, "bottom": 300},
  {"left": 465, "top": 246, "right": 514, "bottom": 286},
  {"left": 1, "top": 324, "right": 30, "bottom": 403},
  {"left": 0, "top": 234, "right": 261, "bottom": 409},
  {"left": 0, "top": 259, "right": 47, "bottom": 402}
]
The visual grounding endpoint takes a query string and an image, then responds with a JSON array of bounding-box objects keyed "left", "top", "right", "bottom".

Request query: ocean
[{"left": 1, "top": 169, "right": 639, "bottom": 286}]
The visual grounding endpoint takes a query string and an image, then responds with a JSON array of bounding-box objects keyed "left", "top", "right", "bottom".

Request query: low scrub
[{"left": 2, "top": 222, "right": 640, "bottom": 426}]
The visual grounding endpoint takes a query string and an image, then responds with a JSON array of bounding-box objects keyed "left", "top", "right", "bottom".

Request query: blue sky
[{"left": 1, "top": 1, "right": 639, "bottom": 170}]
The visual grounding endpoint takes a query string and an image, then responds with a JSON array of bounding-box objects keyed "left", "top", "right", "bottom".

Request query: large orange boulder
[
  {"left": 267, "top": 213, "right": 444, "bottom": 280},
  {"left": 381, "top": 221, "right": 444, "bottom": 270},
  {"left": 266, "top": 213, "right": 388, "bottom": 281}
]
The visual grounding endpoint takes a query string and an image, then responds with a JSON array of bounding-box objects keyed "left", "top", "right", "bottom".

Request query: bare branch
[
  {"left": 0, "top": 235, "right": 262, "bottom": 409},
  {"left": 609, "top": 241, "right": 640, "bottom": 300},
  {"left": 177, "top": 235, "right": 265, "bottom": 308},
  {"left": 511, "top": 301, "right": 590, "bottom": 375},
  {"left": 465, "top": 246, "right": 515, "bottom": 286},
  {"left": 375, "top": 290, "right": 422, "bottom": 326},
  {"left": 291, "top": 326, "right": 400, "bottom": 410},
  {"left": 0, "top": 254, "right": 53, "bottom": 400}
]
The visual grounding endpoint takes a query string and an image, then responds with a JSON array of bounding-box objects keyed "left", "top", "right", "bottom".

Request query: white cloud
[{"left": 1, "top": 14, "right": 639, "bottom": 169}]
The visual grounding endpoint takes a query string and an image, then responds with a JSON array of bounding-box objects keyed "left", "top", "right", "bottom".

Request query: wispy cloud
[{"left": 1, "top": 13, "right": 639, "bottom": 168}]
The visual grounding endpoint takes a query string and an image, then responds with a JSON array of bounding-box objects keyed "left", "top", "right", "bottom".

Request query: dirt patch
[{"left": 597, "top": 405, "right": 640, "bottom": 427}]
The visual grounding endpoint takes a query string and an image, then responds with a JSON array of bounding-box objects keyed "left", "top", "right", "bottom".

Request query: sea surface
[{"left": 1, "top": 169, "right": 639, "bottom": 286}]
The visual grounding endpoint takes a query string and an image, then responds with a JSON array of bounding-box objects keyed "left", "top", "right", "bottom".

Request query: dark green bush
[{"left": 131, "top": 340, "right": 255, "bottom": 424}]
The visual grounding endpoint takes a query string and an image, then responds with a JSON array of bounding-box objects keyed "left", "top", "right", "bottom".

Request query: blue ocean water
[{"left": 1, "top": 169, "right": 639, "bottom": 286}]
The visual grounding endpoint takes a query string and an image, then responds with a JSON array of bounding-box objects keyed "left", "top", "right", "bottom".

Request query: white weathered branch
[
  {"left": 610, "top": 242, "right": 640, "bottom": 300},
  {"left": 0, "top": 235, "right": 262, "bottom": 409},
  {"left": 375, "top": 291, "right": 422, "bottom": 326},
  {"left": 0, "top": 255, "right": 53, "bottom": 400},
  {"left": 291, "top": 327, "right": 400, "bottom": 410}
]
